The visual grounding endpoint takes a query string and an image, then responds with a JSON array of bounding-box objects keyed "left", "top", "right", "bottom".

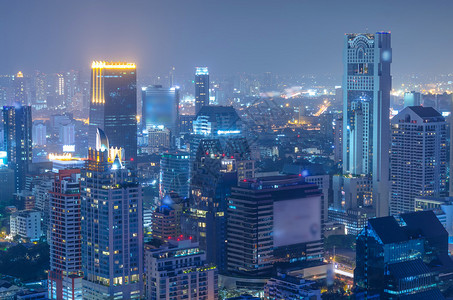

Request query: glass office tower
[
  {"left": 2, "top": 105, "right": 32, "bottom": 193},
  {"left": 141, "top": 85, "right": 179, "bottom": 134},
  {"left": 88, "top": 61, "right": 137, "bottom": 161},
  {"left": 195, "top": 67, "right": 209, "bottom": 115}
]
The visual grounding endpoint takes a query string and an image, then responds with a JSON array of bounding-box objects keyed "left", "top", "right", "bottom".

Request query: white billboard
[{"left": 273, "top": 195, "right": 321, "bottom": 248}]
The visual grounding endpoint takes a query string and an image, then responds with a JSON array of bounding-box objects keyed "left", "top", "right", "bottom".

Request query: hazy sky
[{"left": 1, "top": 0, "right": 452, "bottom": 78}]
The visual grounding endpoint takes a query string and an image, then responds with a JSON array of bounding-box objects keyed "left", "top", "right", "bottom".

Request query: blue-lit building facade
[
  {"left": 190, "top": 105, "right": 243, "bottom": 164},
  {"left": 159, "top": 150, "right": 190, "bottom": 199},
  {"left": 88, "top": 61, "right": 138, "bottom": 161},
  {"left": 195, "top": 67, "right": 209, "bottom": 115},
  {"left": 355, "top": 211, "right": 453, "bottom": 299},
  {"left": 141, "top": 85, "right": 179, "bottom": 135},
  {"left": 2, "top": 105, "right": 32, "bottom": 193}
]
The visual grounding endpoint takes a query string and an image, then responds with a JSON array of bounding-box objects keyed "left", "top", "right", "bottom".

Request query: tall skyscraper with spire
[
  {"left": 331, "top": 32, "right": 392, "bottom": 233},
  {"left": 81, "top": 129, "right": 143, "bottom": 299},
  {"left": 194, "top": 67, "right": 209, "bottom": 114},
  {"left": 88, "top": 61, "right": 138, "bottom": 161}
]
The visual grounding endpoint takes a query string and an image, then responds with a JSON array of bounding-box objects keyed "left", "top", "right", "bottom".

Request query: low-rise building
[
  {"left": 145, "top": 239, "right": 218, "bottom": 300},
  {"left": 10, "top": 210, "right": 41, "bottom": 241},
  {"left": 264, "top": 274, "right": 321, "bottom": 300}
]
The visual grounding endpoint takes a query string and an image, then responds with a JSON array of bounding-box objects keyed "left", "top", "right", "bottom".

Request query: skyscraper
[
  {"left": 141, "top": 85, "right": 179, "bottom": 135},
  {"left": 355, "top": 211, "right": 453, "bottom": 298},
  {"left": 185, "top": 137, "right": 254, "bottom": 272},
  {"left": 390, "top": 106, "right": 447, "bottom": 215},
  {"left": 227, "top": 175, "right": 323, "bottom": 276},
  {"left": 13, "top": 71, "right": 28, "bottom": 106},
  {"left": 195, "top": 67, "right": 209, "bottom": 114},
  {"left": 3, "top": 105, "right": 33, "bottom": 193},
  {"left": 403, "top": 91, "right": 421, "bottom": 107},
  {"left": 48, "top": 169, "right": 83, "bottom": 300},
  {"left": 81, "top": 130, "right": 143, "bottom": 299},
  {"left": 159, "top": 150, "right": 190, "bottom": 199},
  {"left": 333, "top": 32, "right": 392, "bottom": 222},
  {"left": 32, "top": 121, "right": 47, "bottom": 146},
  {"left": 88, "top": 61, "right": 138, "bottom": 161}
]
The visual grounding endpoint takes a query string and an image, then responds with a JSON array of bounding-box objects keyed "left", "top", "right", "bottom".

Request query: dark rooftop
[
  {"left": 196, "top": 105, "right": 238, "bottom": 117},
  {"left": 367, "top": 211, "right": 447, "bottom": 245},
  {"left": 387, "top": 259, "right": 430, "bottom": 279},
  {"left": 408, "top": 106, "right": 443, "bottom": 119},
  {"left": 400, "top": 210, "right": 448, "bottom": 239},
  {"left": 368, "top": 216, "right": 410, "bottom": 244}
]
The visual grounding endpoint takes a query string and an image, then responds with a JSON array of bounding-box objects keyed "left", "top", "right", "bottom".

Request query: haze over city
[{"left": 1, "top": 0, "right": 453, "bottom": 78}]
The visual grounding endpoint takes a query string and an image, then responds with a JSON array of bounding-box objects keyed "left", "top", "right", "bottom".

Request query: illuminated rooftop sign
[
  {"left": 91, "top": 61, "right": 136, "bottom": 69},
  {"left": 48, "top": 153, "right": 82, "bottom": 161},
  {"left": 217, "top": 130, "right": 241, "bottom": 135},
  {"left": 195, "top": 67, "right": 209, "bottom": 76}
]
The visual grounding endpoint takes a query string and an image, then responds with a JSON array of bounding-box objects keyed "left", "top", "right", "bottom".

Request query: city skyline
[{"left": 1, "top": 2, "right": 453, "bottom": 299}]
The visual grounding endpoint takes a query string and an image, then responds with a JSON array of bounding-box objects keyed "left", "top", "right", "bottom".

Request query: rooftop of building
[
  {"left": 225, "top": 295, "right": 260, "bottom": 300},
  {"left": 196, "top": 105, "right": 238, "bottom": 118},
  {"left": 11, "top": 210, "right": 40, "bottom": 218},
  {"left": 367, "top": 210, "right": 447, "bottom": 244},
  {"left": 269, "top": 273, "right": 315, "bottom": 286},
  {"left": 400, "top": 210, "right": 448, "bottom": 240},
  {"left": 408, "top": 106, "right": 442, "bottom": 118},
  {"left": 91, "top": 61, "right": 136, "bottom": 69},
  {"left": 368, "top": 216, "right": 410, "bottom": 244},
  {"left": 239, "top": 174, "right": 320, "bottom": 191},
  {"left": 387, "top": 259, "right": 431, "bottom": 279},
  {"left": 393, "top": 106, "right": 445, "bottom": 124},
  {"left": 146, "top": 238, "right": 203, "bottom": 258}
]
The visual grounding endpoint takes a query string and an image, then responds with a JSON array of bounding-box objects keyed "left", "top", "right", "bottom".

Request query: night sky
[{"left": 1, "top": 0, "right": 452, "bottom": 77}]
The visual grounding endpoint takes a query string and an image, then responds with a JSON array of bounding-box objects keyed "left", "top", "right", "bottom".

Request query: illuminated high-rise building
[
  {"left": 141, "top": 85, "right": 179, "bottom": 135},
  {"left": 34, "top": 71, "right": 47, "bottom": 110},
  {"left": 159, "top": 150, "right": 189, "bottom": 199},
  {"left": 144, "top": 239, "right": 218, "bottom": 299},
  {"left": 48, "top": 169, "right": 83, "bottom": 300},
  {"left": 81, "top": 129, "right": 143, "bottom": 299},
  {"left": 227, "top": 175, "right": 323, "bottom": 276},
  {"left": 32, "top": 121, "right": 47, "bottom": 146},
  {"left": 390, "top": 106, "right": 447, "bottom": 215},
  {"left": 88, "top": 61, "right": 138, "bottom": 161},
  {"left": 13, "top": 71, "right": 28, "bottom": 106},
  {"left": 65, "top": 70, "right": 80, "bottom": 109},
  {"left": 195, "top": 67, "right": 209, "bottom": 114},
  {"left": 2, "top": 105, "right": 33, "bottom": 193},
  {"left": 332, "top": 32, "right": 392, "bottom": 226},
  {"left": 403, "top": 91, "right": 421, "bottom": 107},
  {"left": 183, "top": 136, "right": 254, "bottom": 272}
]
